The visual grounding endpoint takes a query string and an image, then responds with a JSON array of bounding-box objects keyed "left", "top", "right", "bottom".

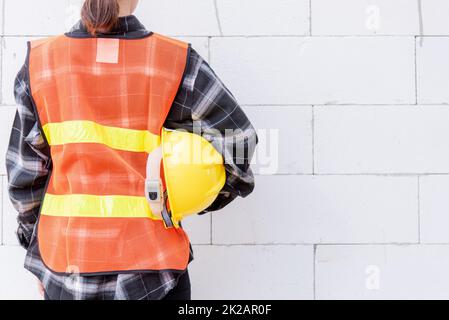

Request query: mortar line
[
  {"left": 417, "top": 176, "right": 421, "bottom": 243},
  {"left": 192, "top": 242, "right": 429, "bottom": 247},
  {"left": 2, "top": 0, "right": 5, "bottom": 36},
  {"left": 414, "top": 36, "right": 418, "bottom": 105},
  {"left": 240, "top": 103, "right": 425, "bottom": 107},
  {"left": 313, "top": 244, "right": 317, "bottom": 300},
  {"left": 213, "top": 0, "right": 223, "bottom": 36},
  {"left": 253, "top": 173, "right": 448, "bottom": 177},
  {"left": 309, "top": 0, "right": 312, "bottom": 36},
  {"left": 311, "top": 105, "right": 315, "bottom": 175},
  {"left": 417, "top": 0, "right": 424, "bottom": 46},
  {"left": 207, "top": 36, "right": 211, "bottom": 63}
]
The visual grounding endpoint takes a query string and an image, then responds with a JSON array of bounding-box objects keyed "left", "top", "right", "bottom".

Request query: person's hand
[{"left": 37, "top": 280, "right": 45, "bottom": 298}]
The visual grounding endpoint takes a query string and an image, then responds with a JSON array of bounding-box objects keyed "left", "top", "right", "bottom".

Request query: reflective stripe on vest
[
  {"left": 28, "top": 33, "right": 190, "bottom": 275},
  {"left": 43, "top": 120, "right": 161, "bottom": 153}
]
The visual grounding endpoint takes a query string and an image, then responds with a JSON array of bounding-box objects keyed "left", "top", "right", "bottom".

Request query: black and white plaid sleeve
[
  {"left": 165, "top": 48, "right": 258, "bottom": 212},
  {"left": 5, "top": 63, "right": 51, "bottom": 249}
]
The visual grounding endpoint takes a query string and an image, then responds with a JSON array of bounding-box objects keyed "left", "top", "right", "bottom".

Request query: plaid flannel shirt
[{"left": 5, "top": 15, "right": 257, "bottom": 300}]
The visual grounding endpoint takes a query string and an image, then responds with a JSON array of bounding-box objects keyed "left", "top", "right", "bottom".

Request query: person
[{"left": 5, "top": 0, "right": 257, "bottom": 300}]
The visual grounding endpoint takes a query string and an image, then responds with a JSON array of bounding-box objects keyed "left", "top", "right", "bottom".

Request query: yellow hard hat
[{"left": 161, "top": 128, "right": 226, "bottom": 224}]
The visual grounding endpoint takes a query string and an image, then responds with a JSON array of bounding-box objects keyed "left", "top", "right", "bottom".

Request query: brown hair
[{"left": 81, "top": 0, "right": 120, "bottom": 36}]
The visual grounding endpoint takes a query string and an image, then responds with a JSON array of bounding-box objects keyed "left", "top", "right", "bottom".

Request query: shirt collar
[{"left": 65, "top": 15, "right": 152, "bottom": 39}]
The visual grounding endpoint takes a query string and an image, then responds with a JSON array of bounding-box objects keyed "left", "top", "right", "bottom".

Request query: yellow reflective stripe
[
  {"left": 43, "top": 120, "right": 160, "bottom": 153},
  {"left": 41, "top": 193, "right": 161, "bottom": 219}
]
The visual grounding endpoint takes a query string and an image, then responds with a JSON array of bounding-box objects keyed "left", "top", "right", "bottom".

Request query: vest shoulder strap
[
  {"left": 30, "top": 35, "right": 65, "bottom": 50},
  {"left": 151, "top": 32, "right": 190, "bottom": 50}
]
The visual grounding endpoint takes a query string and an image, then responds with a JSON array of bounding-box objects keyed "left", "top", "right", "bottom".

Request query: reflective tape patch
[
  {"left": 43, "top": 120, "right": 161, "bottom": 153},
  {"left": 41, "top": 193, "right": 161, "bottom": 219},
  {"left": 96, "top": 38, "right": 120, "bottom": 64}
]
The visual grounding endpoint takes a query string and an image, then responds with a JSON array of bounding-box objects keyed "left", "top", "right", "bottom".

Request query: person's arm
[
  {"left": 5, "top": 62, "right": 51, "bottom": 249},
  {"left": 165, "top": 48, "right": 258, "bottom": 212}
]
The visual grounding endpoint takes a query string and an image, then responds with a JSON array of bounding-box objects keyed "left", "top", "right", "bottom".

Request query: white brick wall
[
  {"left": 212, "top": 175, "right": 418, "bottom": 244},
  {"left": 215, "top": 0, "right": 310, "bottom": 36},
  {"left": 315, "top": 106, "right": 449, "bottom": 174},
  {"left": 190, "top": 245, "right": 314, "bottom": 299},
  {"left": 1, "top": 0, "right": 449, "bottom": 300},
  {"left": 315, "top": 245, "right": 449, "bottom": 300},
  {"left": 417, "top": 37, "right": 449, "bottom": 104},
  {"left": 210, "top": 36, "right": 415, "bottom": 105},
  {"left": 312, "top": 0, "right": 420, "bottom": 35}
]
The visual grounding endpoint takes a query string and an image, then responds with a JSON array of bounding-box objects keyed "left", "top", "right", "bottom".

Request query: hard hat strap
[
  {"left": 145, "top": 145, "right": 175, "bottom": 228},
  {"left": 161, "top": 205, "right": 174, "bottom": 229}
]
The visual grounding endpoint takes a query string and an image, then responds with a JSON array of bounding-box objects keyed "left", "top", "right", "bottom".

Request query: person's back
[
  {"left": 29, "top": 32, "right": 191, "bottom": 274},
  {"left": 6, "top": 0, "right": 257, "bottom": 300}
]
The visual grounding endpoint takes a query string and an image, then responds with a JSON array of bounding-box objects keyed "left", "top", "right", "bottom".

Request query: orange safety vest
[{"left": 28, "top": 33, "right": 191, "bottom": 275}]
